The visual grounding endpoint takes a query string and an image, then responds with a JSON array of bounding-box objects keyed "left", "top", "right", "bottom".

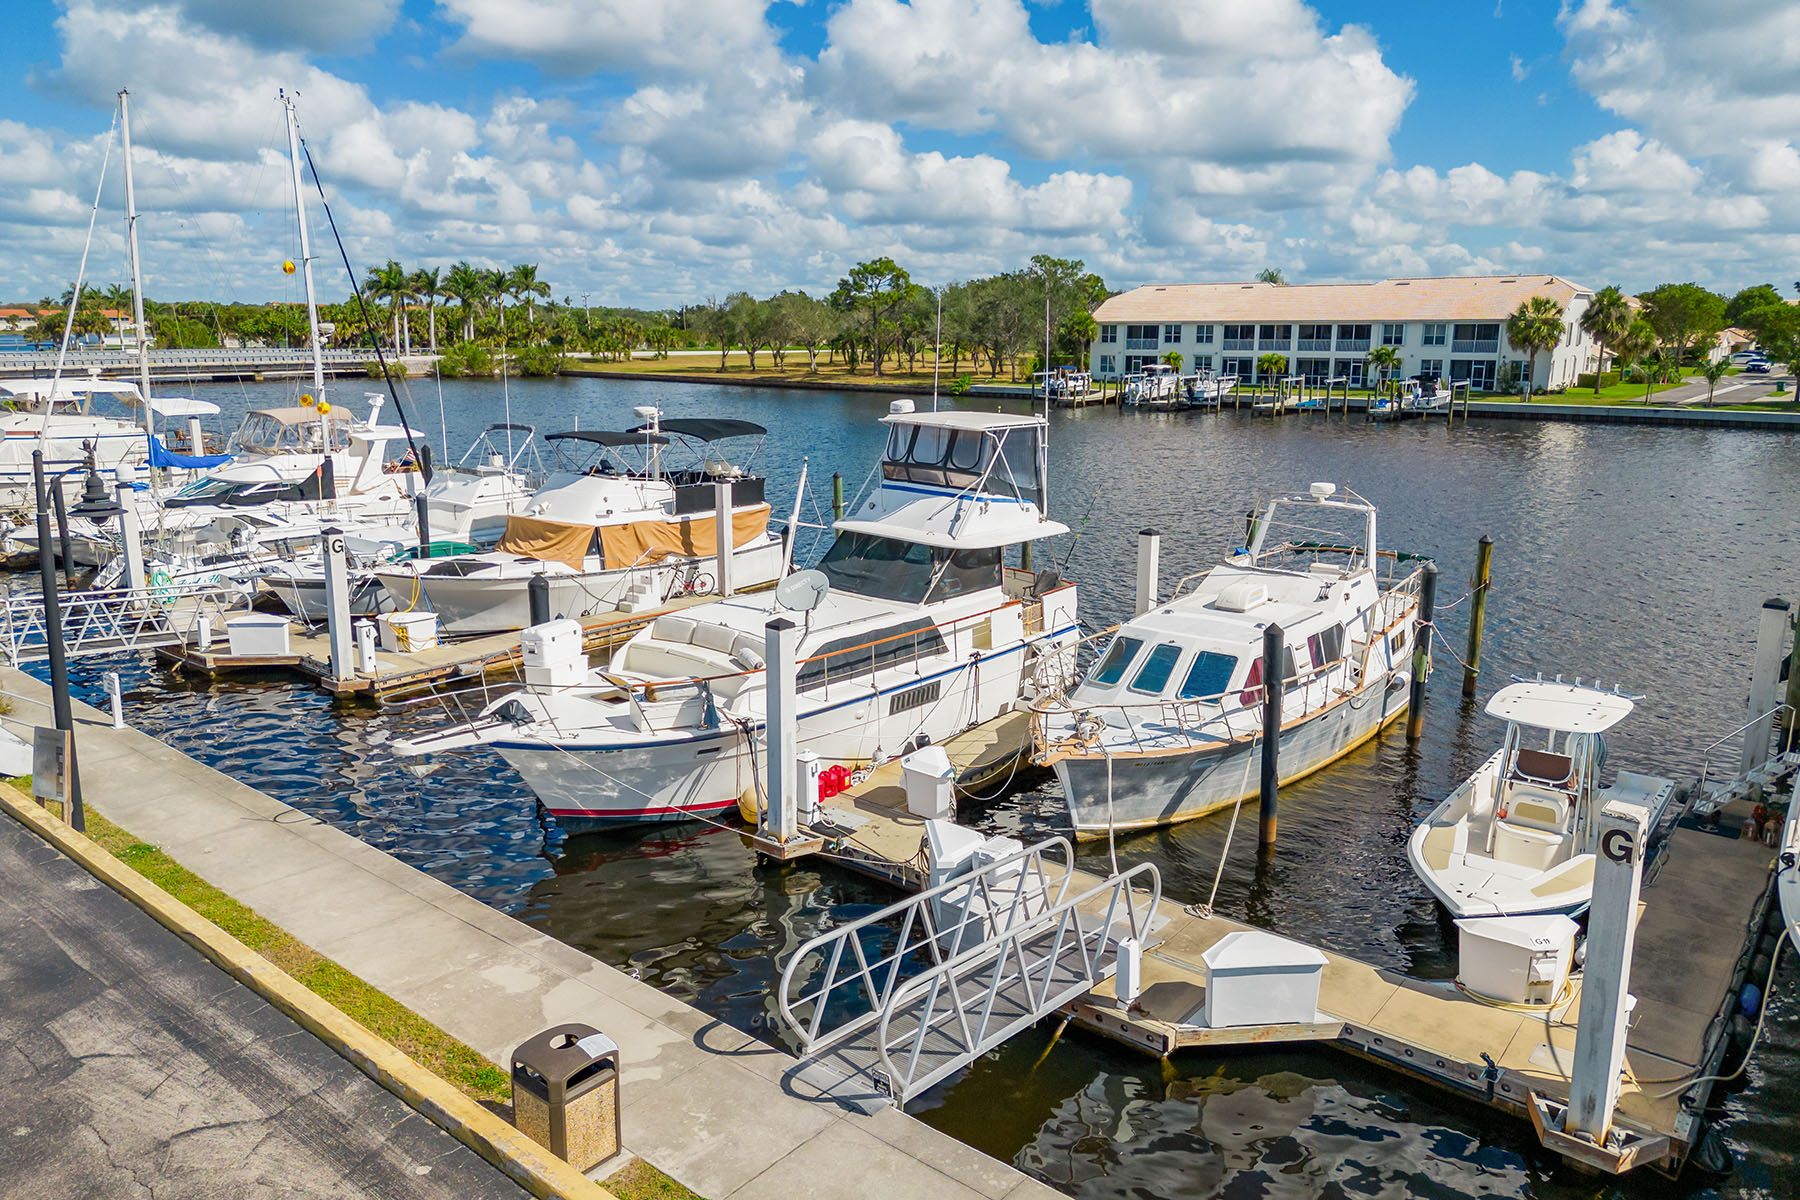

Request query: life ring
[{"left": 149, "top": 567, "right": 175, "bottom": 600}]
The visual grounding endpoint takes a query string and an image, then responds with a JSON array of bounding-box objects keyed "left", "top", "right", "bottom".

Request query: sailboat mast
[
  {"left": 118, "top": 89, "right": 152, "bottom": 434},
  {"left": 281, "top": 91, "right": 326, "bottom": 398}
]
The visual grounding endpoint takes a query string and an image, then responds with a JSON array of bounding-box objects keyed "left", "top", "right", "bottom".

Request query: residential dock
[{"left": 777, "top": 709, "right": 1782, "bottom": 1177}]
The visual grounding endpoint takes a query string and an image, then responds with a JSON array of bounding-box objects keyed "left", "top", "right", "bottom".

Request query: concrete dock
[
  {"left": 0, "top": 669, "right": 1062, "bottom": 1200},
  {"left": 790, "top": 711, "right": 1781, "bottom": 1177}
]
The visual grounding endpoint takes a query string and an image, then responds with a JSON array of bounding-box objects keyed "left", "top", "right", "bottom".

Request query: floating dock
[
  {"left": 155, "top": 594, "right": 720, "bottom": 697},
  {"left": 773, "top": 709, "right": 1782, "bottom": 1178}
]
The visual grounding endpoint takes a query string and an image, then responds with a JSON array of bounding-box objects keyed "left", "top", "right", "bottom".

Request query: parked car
[{"left": 1744, "top": 359, "right": 1773, "bottom": 374}]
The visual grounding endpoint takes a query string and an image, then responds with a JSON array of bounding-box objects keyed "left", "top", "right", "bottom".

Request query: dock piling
[
  {"left": 413, "top": 493, "right": 432, "bottom": 559},
  {"left": 831, "top": 472, "right": 844, "bottom": 521},
  {"left": 1783, "top": 609, "right": 1800, "bottom": 752},
  {"left": 1259, "top": 622, "right": 1282, "bottom": 846},
  {"left": 527, "top": 573, "right": 551, "bottom": 628},
  {"left": 321, "top": 528, "right": 354, "bottom": 683},
  {"left": 715, "top": 480, "right": 735, "bottom": 598},
  {"left": 1135, "top": 529, "right": 1160, "bottom": 615},
  {"left": 1407, "top": 562, "right": 1438, "bottom": 741},
  {"left": 1567, "top": 799, "right": 1650, "bottom": 1146},
  {"left": 116, "top": 466, "right": 146, "bottom": 595},
  {"left": 1463, "top": 536, "right": 1493, "bottom": 697},
  {"left": 1741, "top": 598, "right": 1789, "bottom": 775},
  {"left": 32, "top": 451, "right": 82, "bottom": 831},
  {"left": 763, "top": 617, "right": 799, "bottom": 842}
]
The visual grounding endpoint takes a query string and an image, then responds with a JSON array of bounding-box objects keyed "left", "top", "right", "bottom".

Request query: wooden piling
[
  {"left": 1784, "top": 609, "right": 1800, "bottom": 752},
  {"left": 1259, "top": 622, "right": 1283, "bottom": 846},
  {"left": 832, "top": 472, "right": 844, "bottom": 521},
  {"left": 1408, "top": 562, "right": 1438, "bottom": 741},
  {"left": 1463, "top": 536, "right": 1493, "bottom": 697}
]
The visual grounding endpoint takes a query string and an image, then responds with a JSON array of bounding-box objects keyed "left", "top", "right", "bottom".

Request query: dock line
[{"left": 0, "top": 784, "right": 617, "bottom": 1200}]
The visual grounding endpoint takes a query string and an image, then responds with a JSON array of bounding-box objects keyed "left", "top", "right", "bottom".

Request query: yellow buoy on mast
[{"left": 282, "top": 260, "right": 296, "bottom": 275}]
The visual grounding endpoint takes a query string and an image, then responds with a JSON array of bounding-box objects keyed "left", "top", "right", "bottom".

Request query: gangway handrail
[
  {"left": 872, "top": 860, "right": 1161, "bottom": 1103},
  {"left": 777, "top": 837, "right": 1077, "bottom": 1057},
  {"left": 0, "top": 578, "right": 248, "bottom": 665},
  {"left": 1693, "top": 702, "right": 1796, "bottom": 810}
]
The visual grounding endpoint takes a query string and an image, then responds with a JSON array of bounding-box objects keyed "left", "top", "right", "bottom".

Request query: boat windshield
[
  {"left": 816, "top": 533, "right": 1003, "bottom": 603},
  {"left": 881, "top": 424, "right": 1042, "bottom": 505},
  {"left": 230, "top": 412, "right": 349, "bottom": 455}
]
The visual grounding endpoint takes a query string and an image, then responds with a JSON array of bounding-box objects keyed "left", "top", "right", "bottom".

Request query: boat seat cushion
[
  {"left": 652, "top": 615, "right": 697, "bottom": 644},
  {"left": 1492, "top": 821, "right": 1563, "bottom": 872},
  {"left": 1513, "top": 747, "right": 1575, "bottom": 786},
  {"left": 1502, "top": 783, "right": 1569, "bottom": 833},
  {"left": 691, "top": 622, "right": 739, "bottom": 654}
]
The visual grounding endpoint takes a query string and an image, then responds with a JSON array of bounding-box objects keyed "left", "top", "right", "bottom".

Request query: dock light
[
  {"left": 300, "top": 393, "right": 315, "bottom": 406},
  {"left": 282, "top": 260, "right": 296, "bottom": 275},
  {"left": 70, "top": 472, "right": 122, "bottom": 522}
]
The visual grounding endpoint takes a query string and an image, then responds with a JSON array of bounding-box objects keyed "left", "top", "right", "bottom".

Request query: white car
[{"left": 1730, "top": 349, "right": 1767, "bottom": 366}]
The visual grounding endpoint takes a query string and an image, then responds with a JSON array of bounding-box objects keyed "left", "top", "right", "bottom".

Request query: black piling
[
  {"left": 1408, "top": 562, "right": 1439, "bottom": 741},
  {"left": 528, "top": 572, "right": 552, "bottom": 627},
  {"left": 1259, "top": 622, "right": 1283, "bottom": 847}
]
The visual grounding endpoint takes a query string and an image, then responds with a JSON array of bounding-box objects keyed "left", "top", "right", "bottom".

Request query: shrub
[
  {"left": 1575, "top": 371, "right": 1621, "bottom": 389},
  {"left": 364, "top": 359, "right": 408, "bottom": 379},
  {"left": 949, "top": 374, "right": 972, "bottom": 396},
  {"left": 513, "top": 346, "right": 566, "bottom": 377},
  {"left": 435, "top": 342, "right": 495, "bottom": 378}
]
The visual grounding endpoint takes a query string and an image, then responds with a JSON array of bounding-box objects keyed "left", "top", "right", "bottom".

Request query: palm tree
[
  {"left": 1255, "top": 351, "right": 1288, "bottom": 384},
  {"left": 364, "top": 259, "right": 410, "bottom": 351},
  {"left": 485, "top": 268, "right": 510, "bottom": 342},
  {"left": 412, "top": 267, "right": 442, "bottom": 354},
  {"left": 1580, "top": 285, "right": 1631, "bottom": 394},
  {"left": 443, "top": 261, "right": 484, "bottom": 342},
  {"left": 1366, "top": 345, "right": 1401, "bottom": 391},
  {"left": 1699, "top": 356, "right": 1731, "bottom": 407},
  {"left": 1612, "top": 317, "right": 1657, "bottom": 403},
  {"left": 1506, "top": 295, "right": 1565, "bottom": 399},
  {"left": 1162, "top": 350, "right": 1183, "bottom": 373},
  {"left": 507, "top": 264, "right": 550, "bottom": 329}
]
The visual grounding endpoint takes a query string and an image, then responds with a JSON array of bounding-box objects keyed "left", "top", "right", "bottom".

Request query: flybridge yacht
[
  {"left": 373, "top": 415, "right": 782, "bottom": 635},
  {"left": 394, "top": 401, "right": 1080, "bottom": 826},
  {"left": 1407, "top": 680, "right": 1674, "bottom": 919},
  {"left": 1033, "top": 485, "right": 1423, "bottom": 838}
]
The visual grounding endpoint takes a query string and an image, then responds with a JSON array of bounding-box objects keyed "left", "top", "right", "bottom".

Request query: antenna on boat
[{"left": 932, "top": 287, "right": 942, "bottom": 413}]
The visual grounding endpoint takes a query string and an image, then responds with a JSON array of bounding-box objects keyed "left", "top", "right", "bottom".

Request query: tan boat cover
[
  {"left": 497, "top": 505, "right": 771, "bottom": 572},
  {"left": 597, "top": 504, "right": 770, "bottom": 569},
  {"left": 495, "top": 516, "right": 595, "bottom": 570}
]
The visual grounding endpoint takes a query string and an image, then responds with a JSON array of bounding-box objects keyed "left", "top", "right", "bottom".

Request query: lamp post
[{"left": 32, "top": 451, "right": 83, "bottom": 831}]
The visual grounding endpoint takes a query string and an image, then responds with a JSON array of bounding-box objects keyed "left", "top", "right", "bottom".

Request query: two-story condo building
[{"left": 1091, "top": 275, "right": 1597, "bottom": 392}]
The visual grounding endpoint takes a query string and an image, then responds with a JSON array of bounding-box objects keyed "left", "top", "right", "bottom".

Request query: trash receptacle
[{"left": 511, "top": 1024, "right": 621, "bottom": 1171}]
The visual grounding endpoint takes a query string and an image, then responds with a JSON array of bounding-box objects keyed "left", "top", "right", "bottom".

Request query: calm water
[{"left": 46, "top": 374, "right": 1800, "bottom": 1198}]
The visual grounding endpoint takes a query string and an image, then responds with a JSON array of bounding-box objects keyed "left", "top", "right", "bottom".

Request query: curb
[{"left": 0, "top": 785, "right": 616, "bottom": 1200}]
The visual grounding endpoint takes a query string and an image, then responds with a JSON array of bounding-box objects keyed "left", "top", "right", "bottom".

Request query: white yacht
[
  {"left": 1407, "top": 680, "right": 1675, "bottom": 919},
  {"left": 1033, "top": 485, "right": 1423, "bottom": 838},
  {"left": 393, "top": 402, "right": 1079, "bottom": 826},
  {"left": 0, "top": 379, "right": 215, "bottom": 509},
  {"left": 373, "top": 416, "right": 782, "bottom": 635},
  {"left": 1780, "top": 802, "right": 1800, "bottom": 948},
  {"left": 1122, "top": 363, "right": 1180, "bottom": 407}
]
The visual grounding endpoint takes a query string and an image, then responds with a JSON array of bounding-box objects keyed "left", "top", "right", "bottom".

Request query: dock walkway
[
  {"left": 798, "top": 715, "right": 1779, "bottom": 1175},
  {"left": 0, "top": 669, "right": 1060, "bottom": 1200},
  {"left": 0, "top": 810, "right": 530, "bottom": 1199}
]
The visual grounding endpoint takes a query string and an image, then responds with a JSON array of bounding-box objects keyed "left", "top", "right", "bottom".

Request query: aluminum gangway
[
  {"left": 1, "top": 580, "right": 249, "bottom": 665},
  {"left": 776, "top": 837, "right": 1161, "bottom": 1108}
]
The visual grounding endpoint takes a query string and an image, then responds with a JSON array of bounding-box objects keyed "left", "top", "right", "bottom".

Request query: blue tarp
[{"left": 147, "top": 435, "right": 231, "bottom": 470}]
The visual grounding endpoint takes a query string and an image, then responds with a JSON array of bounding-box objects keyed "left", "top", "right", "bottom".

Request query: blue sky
[{"left": 2, "top": 0, "right": 1795, "bottom": 306}]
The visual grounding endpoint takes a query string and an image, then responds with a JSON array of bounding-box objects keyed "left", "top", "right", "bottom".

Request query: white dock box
[
  {"left": 225, "top": 615, "right": 292, "bottom": 657},
  {"left": 901, "top": 745, "right": 956, "bottom": 820},
  {"left": 379, "top": 611, "right": 440, "bottom": 653},
  {"left": 1455, "top": 914, "right": 1578, "bottom": 1006},
  {"left": 1201, "top": 931, "right": 1328, "bottom": 1028},
  {"left": 520, "top": 619, "right": 586, "bottom": 687}
]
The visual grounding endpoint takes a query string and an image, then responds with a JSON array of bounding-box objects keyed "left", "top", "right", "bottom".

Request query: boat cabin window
[
  {"left": 1307, "top": 625, "right": 1346, "bottom": 668},
  {"left": 1178, "top": 651, "right": 1238, "bottom": 701},
  {"left": 1087, "top": 637, "right": 1144, "bottom": 688},
  {"left": 881, "top": 422, "right": 1044, "bottom": 506},
  {"left": 797, "top": 618, "right": 947, "bottom": 692},
  {"left": 1129, "top": 643, "right": 1183, "bottom": 695},
  {"left": 815, "top": 534, "right": 1001, "bottom": 603},
  {"left": 1237, "top": 648, "right": 1299, "bottom": 704},
  {"left": 230, "top": 412, "right": 350, "bottom": 455}
]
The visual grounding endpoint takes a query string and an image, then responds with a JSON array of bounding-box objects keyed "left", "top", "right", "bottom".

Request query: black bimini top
[
  {"left": 629, "top": 418, "right": 766, "bottom": 442},
  {"left": 547, "top": 429, "right": 668, "bottom": 447}
]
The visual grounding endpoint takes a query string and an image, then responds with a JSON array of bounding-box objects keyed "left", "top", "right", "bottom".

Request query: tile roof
[{"left": 1094, "top": 275, "right": 1592, "bottom": 324}]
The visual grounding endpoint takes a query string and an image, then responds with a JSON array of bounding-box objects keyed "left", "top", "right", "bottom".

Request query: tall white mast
[
  {"left": 281, "top": 90, "right": 326, "bottom": 399},
  {"left": 118, "top": 89, "right": 152, "bottom": 435}
]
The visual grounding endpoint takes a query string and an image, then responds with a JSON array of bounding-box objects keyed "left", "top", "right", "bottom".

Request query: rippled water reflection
[{"left": 41, "top": 376, "right": 1800, "bottom": 1198}]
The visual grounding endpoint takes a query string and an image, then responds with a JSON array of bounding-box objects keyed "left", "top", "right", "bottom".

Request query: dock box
[
  {"left": 225, "top": 615, "right": 292, "bottom": 657},
  {"left": 378, "top": 611, "right": 440, "bottom": 654},
  {"left": 1201, "top": 931, "right": 1328, "bottom": 1028},
  {"left": 521, "top": 618, "right": 586, "bottom": 687},
  {"left": 902, "top": 745, "right": 955, "bottom": 819},
  {"left": 1455, "top": 914, "right": 1578, "bottom": 1006}
]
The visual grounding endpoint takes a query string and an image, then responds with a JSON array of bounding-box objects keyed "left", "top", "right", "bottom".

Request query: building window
[
  {"left": 1222, "top": 324, "right": 1255, "bottom": 351},
  {"left": 1335, "top": 324, "right": 1372, "bottom": 352},
  {"left": 1257, "top": 324, "right": 1292, "bottom": 349},
  {"left": 1333, "top": 358, "right": 1366, "bottom": 386},
  {"left": 1452, "top": 324, "right": 1500, "bottom": 354},
  {"left": 1295, "top": 358, "right": 1330, "bottom": 383},
  {"left": 1450, "top": 359, "right": 1497, "bottom": 389},
  {"left": 1221, "top": 356, "right": 1253, "bottom": 379},
  {"left": 1098, "top": 354, "right": 1117, "bottom": 376},
  {"left": 1421, "top": 323, "right": 1446, "bottom": 346},
  {"left": 1099, "top": 325, "right": 1117, "bottom": 344},
  {"left": 1418, "top": 358, "right": 1443, "bottom": 380},
  {"left": 1381, "top": 323, "right": 1405, "bottom": 346},
  {"left": 1191, "top": 354, "right": 1214, "bottom": 372},
  {"left": 1297, "top": 324, "right": 1332, "bottom": 352},
  {"left": 1163, "top": 324, "right": 1182, "bottom": 343},
  {"left": 1125, "top": 324, "right": 1159, "bottom": 351},
  {"left": 1193, "top": 325, "right": 1214, "bottom": 345}
]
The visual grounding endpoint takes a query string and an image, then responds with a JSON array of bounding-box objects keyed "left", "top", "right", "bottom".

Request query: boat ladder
[
  {"left": 0, "top": 580, "right": 248, "bottom": 666},
  {"left": 775, "top": 836, "right": 1160, "bottom": 1108}
]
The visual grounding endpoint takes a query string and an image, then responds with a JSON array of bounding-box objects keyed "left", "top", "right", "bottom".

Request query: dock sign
[{"left": 31, "top": 726, "right": 70, "bottom": 812}]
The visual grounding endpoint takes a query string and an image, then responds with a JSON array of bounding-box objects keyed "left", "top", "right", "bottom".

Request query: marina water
[{"left": 42, "top": 373, "right": 1800, "bottom": 1198}]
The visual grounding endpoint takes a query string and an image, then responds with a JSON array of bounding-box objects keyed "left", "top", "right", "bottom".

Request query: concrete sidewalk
[
  {"left": 0, "top": 670, "right": 1060, "bottom": 1200},
  {"left": 0, "top": 811, "right": 529, "bottom": 1199}
]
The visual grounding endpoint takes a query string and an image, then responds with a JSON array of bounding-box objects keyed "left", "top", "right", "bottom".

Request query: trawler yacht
[
  {"left": 1407, "top": 680, "right": 1674, "bottom": 918},
  {"left": 1033, "top": 484, "right": 1422, "bottom": 837},
  {"left": 374, "top": 415, "right": 781, "bottom": 634},
  {"left": 393, "top": 401, "right": 1079, "bottom": 825}
]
